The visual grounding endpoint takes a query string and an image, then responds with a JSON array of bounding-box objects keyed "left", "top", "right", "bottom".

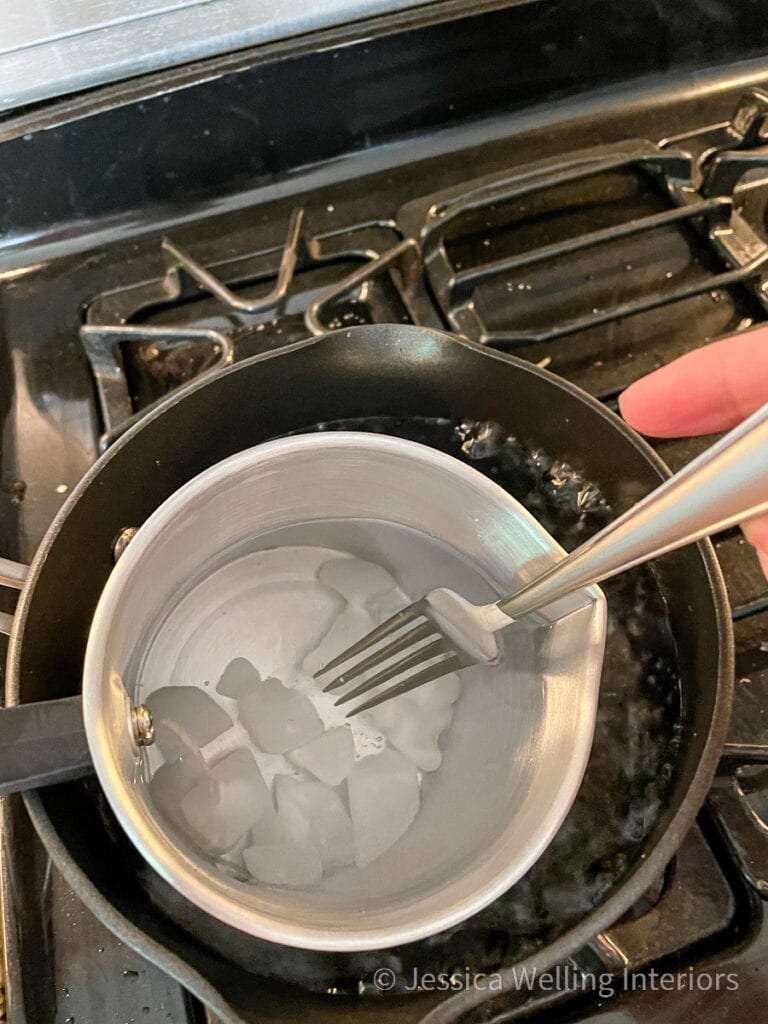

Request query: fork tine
[
  {"left": 334, "top": 638, "right": 450, "bottom": 707},
  {"left": 313, "top": 602, "right": 425, "bottom": 677},
  {"left": 322, "top": 621, "right": 437, "bottom": 692},
  {"left": 346, "top": 654, "right": 463, "bottom": 717}
]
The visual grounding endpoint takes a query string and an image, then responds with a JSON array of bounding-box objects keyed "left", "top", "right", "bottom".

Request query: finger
[
  {"left": 741, "top": 515, "right": 768, "bottom": 580},
  {"left": 618, "top": 328, "right": 768, "bottom": 438},
  {"left": 742, "top": 512, "right": 768, "bottom": 553}
]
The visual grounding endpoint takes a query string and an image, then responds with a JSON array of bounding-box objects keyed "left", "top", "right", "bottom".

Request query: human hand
[{"left": 618, "top": 328, "right": 768, "bottom": 577}]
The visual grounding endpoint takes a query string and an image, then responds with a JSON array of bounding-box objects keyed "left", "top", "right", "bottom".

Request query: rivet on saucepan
[
  {"left": 113, "top": 526, "right": 138, "bottom": 563},
  {"left": 131, "top": 704, "right": 155, "bottom": 746}
]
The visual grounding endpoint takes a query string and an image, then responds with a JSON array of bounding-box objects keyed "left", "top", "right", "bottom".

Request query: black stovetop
[{"left": 2, "top": 3, "right": 768, "bottom": 1022}]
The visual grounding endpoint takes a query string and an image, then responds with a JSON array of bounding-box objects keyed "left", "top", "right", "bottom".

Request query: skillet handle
[
  {"left": 0, "top": 560, "right": 93, "bottom": 792},
  {"left": 0, "top": 695, "right": 93, "bottom": 795}
]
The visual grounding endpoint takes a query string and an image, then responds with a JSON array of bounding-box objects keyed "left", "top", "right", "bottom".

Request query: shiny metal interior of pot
[{"left": 83, "top": 432, "right": 605, "bottom": 950}]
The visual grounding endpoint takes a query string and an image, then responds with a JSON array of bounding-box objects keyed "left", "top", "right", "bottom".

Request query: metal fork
[{"left": 316, "top": 401, "right": 768, "bottom": 716}]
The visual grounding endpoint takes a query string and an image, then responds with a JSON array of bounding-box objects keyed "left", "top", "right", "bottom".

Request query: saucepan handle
[
  {"left": 0, "top": 696, "right": 92, "bottom": 795},
  {"left": 0, "top": 558, "right": 94, "bottom": 793}
]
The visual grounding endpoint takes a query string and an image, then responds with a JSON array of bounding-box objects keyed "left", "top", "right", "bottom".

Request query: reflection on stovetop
[
  {"left": 446, "top": 812, "right": 759, "bottom": 1024},
  {"left": 3, "top": 53, "right": 768, "bottom": 1024},
  {"left": 75, "top": 92, "right": 768, "bottom": 447},
  {"left": 0, "top": 794, "right": 194, "bottom": 1023}
]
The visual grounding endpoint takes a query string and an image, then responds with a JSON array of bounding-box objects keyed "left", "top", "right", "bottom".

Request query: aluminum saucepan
[{"left": 0, "top": 430, "right": 605, "bottom": 951}]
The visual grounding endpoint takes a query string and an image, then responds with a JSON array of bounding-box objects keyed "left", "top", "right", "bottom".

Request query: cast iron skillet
[{"left": 7, "top": 325, "right": 732, "bottom": 1024}]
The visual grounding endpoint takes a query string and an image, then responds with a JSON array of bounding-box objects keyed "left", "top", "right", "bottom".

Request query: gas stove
[{"left": 2, "top": 2, "right": 768, "bottom": 1021}]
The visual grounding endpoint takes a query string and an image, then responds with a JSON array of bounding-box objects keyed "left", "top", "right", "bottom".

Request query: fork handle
[{"left": 496, "top": 400, "right": 768, "bottom": 622}]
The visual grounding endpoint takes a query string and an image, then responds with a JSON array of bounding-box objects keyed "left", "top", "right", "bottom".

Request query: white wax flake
[
  {"left": 217, "top": 657, "right": 261, "bottom": 698},
  {"left": 275, "top": 775, "right": 354, "bottom": 870},
  {"left": 242, "top": 581, "right": 342, "bottom": 680},
  {"left": 302, "top": 604, "right": 377, "bottom": 677},
  {"left": 317, "top": 557, "right": 398, "bottom": 603},
  {"left": 371, "top": 700, "right": 453, "bottom": 772},
  {"left": 366, "top": 587, "right": 412, "bottom": 621},
  {"left": 243, "top": 842, "right": 323, "bottom": 888},
  {"left": 153, "top": 716, "right": 204, "bottom": 767},
  {"left": 369, "top": 672, "right": 461, "bottom": 770},
  {"left": 287, "top": 727, "right": 355, "bottom": 786},
  {"left": 408, "top": 672, "right": 462, "bottom": 711},
  {"left": 180, "top": 748, "right": 272, "bottom": 854},
  {"left": 149, "top": 758, "right": 205, "bottom": 835},
  {"left": 147, "top": 685, "right": 232, "bottom": 747},
  {"left": 239, "top": 678, "right": 324, "bottom": 754},
  {"left": 250, "top": 809, "right": 293, "bottom": 845},
  {"left": 347, "top": 749, "right": 420, "bottom": 867}
]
